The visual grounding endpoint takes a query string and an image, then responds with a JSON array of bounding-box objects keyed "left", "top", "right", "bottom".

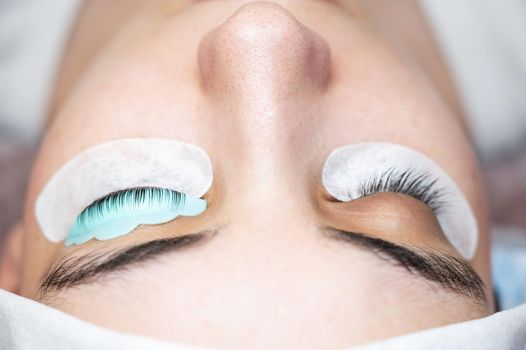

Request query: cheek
[
  {"left": 20, "top": 215, "right": 61, "bottom": 297},
  {"left": 324, "top": 34, "right": 475, "bottom": 176}
]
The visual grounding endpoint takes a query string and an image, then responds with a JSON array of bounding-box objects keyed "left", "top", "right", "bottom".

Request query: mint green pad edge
[{"left": 65, "top": 196, "right": 207, "bottom": 247}]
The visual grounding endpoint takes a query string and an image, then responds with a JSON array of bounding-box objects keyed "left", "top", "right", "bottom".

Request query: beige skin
[{"left": 1, "top": 1, "right": 492, "bottom": 349}]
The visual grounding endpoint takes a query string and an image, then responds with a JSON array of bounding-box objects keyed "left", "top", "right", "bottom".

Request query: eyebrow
[
  {"left": 38, "top": 227, "right": 486, "bottom": 304},
  {"left": 323, "top": 228, "right": 486, "bottom": 303},
  {"left": 38, "top": 231, "right": 215, "bottom": 299}
]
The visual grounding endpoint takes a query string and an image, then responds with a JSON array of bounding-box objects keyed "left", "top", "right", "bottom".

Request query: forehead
[{"left": 43, "top": 224, "right": 479, "bottom": 348}]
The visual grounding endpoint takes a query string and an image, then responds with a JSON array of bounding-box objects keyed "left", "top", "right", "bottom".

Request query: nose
[
  {"left": 197, "top": 2, "right": 332, "bottom": 205},
  {"left": 198, "top": 1, "right": 331, "bottom": 113}
]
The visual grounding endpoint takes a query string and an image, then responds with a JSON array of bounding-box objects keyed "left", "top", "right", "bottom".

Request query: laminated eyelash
[
  {"left": 357, "top": 168, "right": 447, "bottom": 212},
  {"left": 77, "top": 187, "right": 185, "bottom": 228}
]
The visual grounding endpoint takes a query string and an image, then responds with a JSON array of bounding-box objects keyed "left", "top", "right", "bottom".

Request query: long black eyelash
[
  {"left": 77, "top": 187, "right": 185, "bottom": 228},
  {"left": 357, "top": 168, "right": 448, "bottom": 212}
]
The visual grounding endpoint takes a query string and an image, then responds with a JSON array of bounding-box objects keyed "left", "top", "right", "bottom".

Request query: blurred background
[{"left": 0, "top": 0, "right": 525, "bottom": 306}]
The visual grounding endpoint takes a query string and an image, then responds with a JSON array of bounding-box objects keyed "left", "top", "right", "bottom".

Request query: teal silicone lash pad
[{"left": 65, "top": 188, "right": 207, "bottom": 246}]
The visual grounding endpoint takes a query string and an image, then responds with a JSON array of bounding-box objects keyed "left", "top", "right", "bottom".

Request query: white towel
[
  {"left": 0, "top": 289, "right": 524, "bottom": 350},
  {"left": 421, "top": 0, "right": 526, "bottom": 159},
  {"left": 0, "top": 0, "right": 82, "bottom": 142}
]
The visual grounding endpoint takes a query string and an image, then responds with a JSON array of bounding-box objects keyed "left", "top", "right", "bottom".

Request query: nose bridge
[{"left": 197, "top": 2, "right": 331, "bottom": 199}]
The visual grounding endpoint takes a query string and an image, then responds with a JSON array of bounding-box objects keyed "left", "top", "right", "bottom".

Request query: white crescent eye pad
[
  {"left": 321, "top": 143, "right": 478, "bottom": 260},
  {"left": 35, "top": 138, "right": 213, "bottom": 244}
]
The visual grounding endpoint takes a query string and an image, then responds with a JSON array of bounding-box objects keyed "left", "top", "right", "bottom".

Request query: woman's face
[{"left": 18, "top": 1, "right": 491, "bottom": 349}]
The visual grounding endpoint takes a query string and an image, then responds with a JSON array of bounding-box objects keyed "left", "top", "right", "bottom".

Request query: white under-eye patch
[
  {"left": 35, "top": 138, "right": 213, "bottom": 243},
  {"left": 322, "top": 143, "right": 478, "bottom": 260}
]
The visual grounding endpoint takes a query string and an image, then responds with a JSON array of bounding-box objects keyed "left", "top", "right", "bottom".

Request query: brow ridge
[
  {"left": 39, "top": 230, "right": 214, "bottom": 297},
  {"left": 323, "top": 227, "right": 486, "bottom": 303},
  {"left": 39, "top": 226, "right": 486, "bottom": 306}
]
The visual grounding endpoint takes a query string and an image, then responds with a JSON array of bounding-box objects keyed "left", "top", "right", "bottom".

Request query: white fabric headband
[{"left": 1, "top": 289, "right": 524, "bottom": 350}]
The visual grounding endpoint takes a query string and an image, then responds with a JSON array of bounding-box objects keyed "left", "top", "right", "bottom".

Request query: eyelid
[{"left": 321, "top": 143, "right": 478, "bottom": 260}]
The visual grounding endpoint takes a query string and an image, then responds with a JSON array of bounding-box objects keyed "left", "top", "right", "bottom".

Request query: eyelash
[
  {"left": 76, "top": 187, "right": 186, "bottom": 228},
  {"left": 79, "top": 170, "right": 443, "bottom": 225},
  {"left": 357, "top": 168, "right": 447, "bottom": 212}
]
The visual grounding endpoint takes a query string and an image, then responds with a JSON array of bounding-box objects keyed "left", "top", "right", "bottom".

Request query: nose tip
[{"left": 198, "top": 1, "right": 331, "bottom": 100}]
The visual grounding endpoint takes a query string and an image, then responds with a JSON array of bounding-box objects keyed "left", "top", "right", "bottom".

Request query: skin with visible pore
[{"left": 0, "top": 1, "right": 493, "bottom": 349}]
